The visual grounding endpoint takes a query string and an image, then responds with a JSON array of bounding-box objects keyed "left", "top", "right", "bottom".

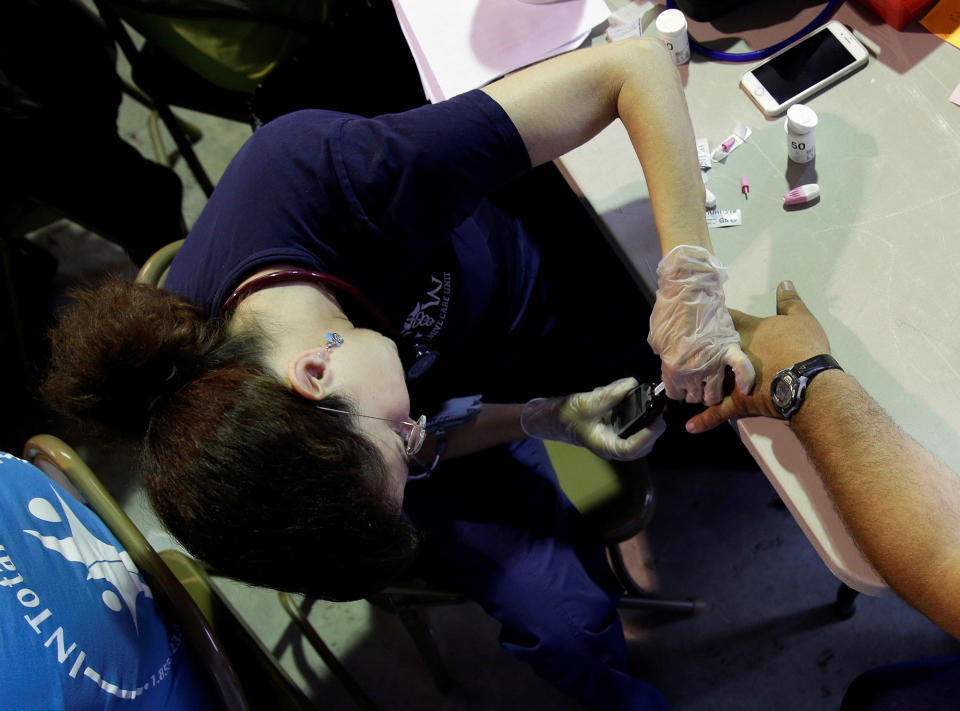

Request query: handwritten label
[{"left": 706, "top": 209, "right": 742, "bottom": 228}]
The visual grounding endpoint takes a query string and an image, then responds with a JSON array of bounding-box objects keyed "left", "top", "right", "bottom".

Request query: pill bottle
[
  {"left": 656, "top": 9, "right": 690, "bottom": 65},
  {"left": 785, "top": 104, "right": 818, "bottom": 163}
]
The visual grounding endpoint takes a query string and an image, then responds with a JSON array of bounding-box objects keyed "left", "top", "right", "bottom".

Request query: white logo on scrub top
[{"left": 401, "top": 272, "right": 451, "bottom": 340}]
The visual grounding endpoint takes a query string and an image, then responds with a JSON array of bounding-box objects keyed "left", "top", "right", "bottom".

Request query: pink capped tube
[{"left": 783, "top": 184, "right": 820, "bottom": 206}]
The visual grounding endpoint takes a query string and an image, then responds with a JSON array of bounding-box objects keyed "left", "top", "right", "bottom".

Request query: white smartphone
[{"left": 739, "top": 21, "right": 868, "bottom": 117}]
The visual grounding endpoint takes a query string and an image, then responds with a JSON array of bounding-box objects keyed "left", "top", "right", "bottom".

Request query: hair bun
[{"left": 43, "top": 278, "right": 212, "bottom": 436}]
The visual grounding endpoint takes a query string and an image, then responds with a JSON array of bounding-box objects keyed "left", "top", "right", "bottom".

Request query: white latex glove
[
  {"left": 648, "top": 245, "right": 755, "bottom": 405},
  {"left": 520, "top": 377, "right": 667, "bottom": 461}
]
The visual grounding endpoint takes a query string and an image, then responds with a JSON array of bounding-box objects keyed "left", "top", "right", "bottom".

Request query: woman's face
[{"left": 331, "top": 329, "right": 414, "bottom": 505}]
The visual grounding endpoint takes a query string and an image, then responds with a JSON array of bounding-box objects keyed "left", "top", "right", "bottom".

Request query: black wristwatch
[{"left": 770, "top": 354, "right": 843, "bottom": 419}]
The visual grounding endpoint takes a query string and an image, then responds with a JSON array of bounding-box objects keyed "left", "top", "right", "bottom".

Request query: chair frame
[
  {"left": 135, "top": 237, "right": 184, "bottom": 287},
  {"left": 93, "top": 0, "right": 217, "bottom": 196}
]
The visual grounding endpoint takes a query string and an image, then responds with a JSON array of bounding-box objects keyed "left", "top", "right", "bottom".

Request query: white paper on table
[{"left": 392, "top": 0, "right": 609, "bottom": 102}]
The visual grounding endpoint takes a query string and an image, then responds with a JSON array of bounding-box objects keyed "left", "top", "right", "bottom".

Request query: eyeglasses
[{"left": 315, "top": 406, "right": 427, "bottom": 456}]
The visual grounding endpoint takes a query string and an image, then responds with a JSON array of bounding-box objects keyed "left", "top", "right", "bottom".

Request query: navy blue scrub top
[{"left": 164, "top": 90, "right": 544, "bottom": 413}]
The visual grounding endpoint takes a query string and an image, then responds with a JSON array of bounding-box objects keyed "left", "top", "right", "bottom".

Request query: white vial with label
[
  {"left": 656, "top": 9, "right": 690, "bottom": 65},
  {"left": 785, "top": 104, "right": 818, "bottom": 163}
]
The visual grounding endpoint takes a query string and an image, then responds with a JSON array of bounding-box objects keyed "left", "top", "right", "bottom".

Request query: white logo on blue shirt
[{"left": 23, "top": 487, "right": 153, "bottom": 633}]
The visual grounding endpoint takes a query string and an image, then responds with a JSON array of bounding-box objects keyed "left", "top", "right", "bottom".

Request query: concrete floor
[{"left": 2, "top": 13, "right": 958, "bottom": 710}]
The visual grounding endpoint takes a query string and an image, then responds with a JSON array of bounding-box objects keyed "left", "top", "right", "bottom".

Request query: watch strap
[{"left": 793, "top": 354, "right": 842, "bottom": 380}]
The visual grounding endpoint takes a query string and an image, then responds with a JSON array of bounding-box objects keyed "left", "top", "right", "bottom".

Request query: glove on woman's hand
[
  {"left": 647, "top": 245, "right": 755, "bottom": 405},
  {"left": 520, "top": 377, "right": 667, "bottom": 461}
]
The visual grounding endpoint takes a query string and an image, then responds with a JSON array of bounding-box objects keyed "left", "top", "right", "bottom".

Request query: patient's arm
[
  {"left": 690, "top": 281, "right": 960, "bottom": 638},
  {"left": 794, "top": 369, "right": 960, "bottom": 638}
]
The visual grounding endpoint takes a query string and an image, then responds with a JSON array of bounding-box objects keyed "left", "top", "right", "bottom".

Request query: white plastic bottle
[
  {"left": 656, "top": 9, "right": 690, "bottom": 65},
  {"left": 785, "top": 104, "right": 818, "bottom": 163}
]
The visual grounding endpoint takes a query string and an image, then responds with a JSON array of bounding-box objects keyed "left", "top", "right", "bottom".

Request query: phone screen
[
  {"left": 753, "top": 30, "right": 857, "bottom": 104},
  {"left": 611, "top": 382, "right": 665, "bottom": 438},
  {"left": 612, "top": 386, "right": 643, "bottom": 433}
]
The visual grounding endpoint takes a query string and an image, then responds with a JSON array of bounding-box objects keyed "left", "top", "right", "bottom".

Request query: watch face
[
  {"left": 770, "top": 358, "right": 840, "bottom": 418},
  {"left": 772, "top": 372, "right": 797, "bottom": 409}
]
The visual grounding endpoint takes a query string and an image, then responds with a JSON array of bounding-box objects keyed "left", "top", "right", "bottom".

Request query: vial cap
[
  {"left": 656, "top": 9, "right": 687, "bottom": 35},
  {"left": 786, "top": 104, "right": 818, "bottom": 132}
]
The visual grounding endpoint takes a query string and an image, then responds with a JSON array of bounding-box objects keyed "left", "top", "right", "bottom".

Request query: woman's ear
[{"left": 288, "top": 349, "right": 332, "bottom": 401}]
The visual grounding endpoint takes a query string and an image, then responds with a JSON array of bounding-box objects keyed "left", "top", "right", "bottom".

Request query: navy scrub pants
[{"left": 403, "top": 437, "right": 669, "bottom": 711}]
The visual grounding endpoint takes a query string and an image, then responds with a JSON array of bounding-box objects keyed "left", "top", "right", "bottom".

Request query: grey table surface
[{"left": 556, "top": 1, "right": 960, "bottom": 594}]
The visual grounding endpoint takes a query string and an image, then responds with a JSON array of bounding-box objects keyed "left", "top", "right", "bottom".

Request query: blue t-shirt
[
  {"left": 0, "top": 453, "right": 213, "bottom": 709},
  {"left": 164, "top": 90, "right": 536, "bottom": 412}
]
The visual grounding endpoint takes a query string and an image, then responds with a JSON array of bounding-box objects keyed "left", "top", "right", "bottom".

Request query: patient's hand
[{"left": 685, "top": 281, "right": 832, "bottom": 433}]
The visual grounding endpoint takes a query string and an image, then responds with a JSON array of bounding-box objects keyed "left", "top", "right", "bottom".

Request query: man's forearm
[{"left": 791, "top": 370, "right": 960, "bottom": 636}]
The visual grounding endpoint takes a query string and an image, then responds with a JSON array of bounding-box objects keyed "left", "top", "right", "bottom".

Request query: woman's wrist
[{"left": 410, "top": 432, "right": 448, "bottom": 473}]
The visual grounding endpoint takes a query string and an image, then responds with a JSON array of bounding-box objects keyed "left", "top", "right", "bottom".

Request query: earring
[{"left": 323, "top": 332, "right": 344, "bottom": 350}]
